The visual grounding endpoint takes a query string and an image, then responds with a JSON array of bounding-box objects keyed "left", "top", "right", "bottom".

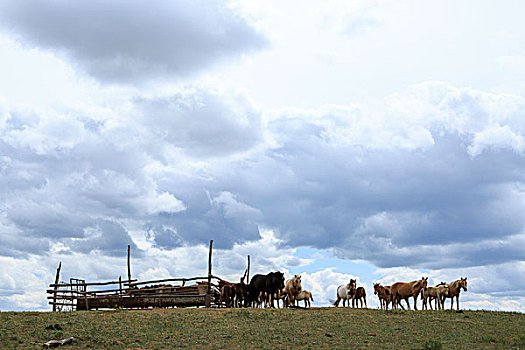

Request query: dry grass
[{"left": 1, "top": 307, "right": 524, "bottom": 349}]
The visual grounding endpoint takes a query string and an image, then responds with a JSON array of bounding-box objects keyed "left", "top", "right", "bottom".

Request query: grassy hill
[{"left": 1, "top": 307, "right": 524, "bottom": 349}]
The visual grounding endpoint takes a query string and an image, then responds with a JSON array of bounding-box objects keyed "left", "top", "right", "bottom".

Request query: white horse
[{"left": 333, "top": 279, "right": 356, "bottom": 307}]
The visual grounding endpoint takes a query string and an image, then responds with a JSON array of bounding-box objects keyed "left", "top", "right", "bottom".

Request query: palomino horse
[
  {"left": 373, "top": 283, "right": 391, "bottom": 310},
  {"left": 283, "top": 275, "right": 302, "bottom": 307},
  {"left": 421, "top": 284, "right": 449, "bottom": 310},
  {"left": 445, "top": 277, "right": 467, "bottom": 310},
  {"left": 333, "top": 279, "right": 356, "bottom": 307},
  {"left": 391, "top": 277, "right": 428, "bottom": 310},
  {"left": 353, "top": 286, "right": 367, "bottom": 308},
  {"left": 295, "top": 290, "right": 314, "bottom": 308}
]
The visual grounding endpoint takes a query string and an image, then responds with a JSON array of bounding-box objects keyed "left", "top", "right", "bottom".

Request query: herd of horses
[
  {"left": 372, "top": 277, "right": 468, "bottom": 311},
  {"left": 219, "top": 272, "right": 468, "bottom": 311},
  {"left": 219, "top": 272, "right": 312, "bottom": 308}
]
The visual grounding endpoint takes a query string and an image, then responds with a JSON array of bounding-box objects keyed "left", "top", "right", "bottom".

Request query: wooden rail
[
  {"left": 49, "top": 279, "right": 137, "bottom": 288},
  {"left": 47, "top": 240, "right": 252, "bottom": 311}
]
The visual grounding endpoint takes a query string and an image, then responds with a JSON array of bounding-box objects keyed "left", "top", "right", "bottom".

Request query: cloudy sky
[{"left": 1, "top": 0, "right": 524, "bottom": 312}]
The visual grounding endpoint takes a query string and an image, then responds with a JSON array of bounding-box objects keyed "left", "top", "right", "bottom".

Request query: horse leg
[
  {"left": 413, "top": 295, "right": 418, "bottom": 310},
  {"left": 457, "top": 295, "right": 460, "bottom": 311}
]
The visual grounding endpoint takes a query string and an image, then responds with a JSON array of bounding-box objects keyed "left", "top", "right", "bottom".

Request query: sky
[{"left": 0, "top": 0, "right": 524, "bottom": 312}]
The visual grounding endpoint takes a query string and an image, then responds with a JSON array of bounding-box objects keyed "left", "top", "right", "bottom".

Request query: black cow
[{"left": 248, "top": 271, "right": 285, "bottom": 308}]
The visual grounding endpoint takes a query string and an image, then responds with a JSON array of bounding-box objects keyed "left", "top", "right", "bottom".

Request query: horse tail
[
  {"left": 310, "top": 294, "right": 314, "bottom": 302},
  {"left": 328, "top": 298, "right": 336, "bottom": 306}
]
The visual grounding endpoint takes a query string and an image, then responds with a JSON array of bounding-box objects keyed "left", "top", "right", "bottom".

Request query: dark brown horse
[
  {"left": 233, "top": 277, "right": 249, "bottom": 308},
  {"left": 353, "top": 286, "right": 367, "bottom": 308},
  {"left": 220, "top": 284, "right": 234, "bottom": 308},
  {"left": 373, "top": 283, "right": 391, "bottom": 310}
]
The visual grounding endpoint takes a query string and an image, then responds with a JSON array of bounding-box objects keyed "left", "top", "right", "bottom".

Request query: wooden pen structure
[{"left": 47, "top": 240, "right": 236, "bottom": 311}]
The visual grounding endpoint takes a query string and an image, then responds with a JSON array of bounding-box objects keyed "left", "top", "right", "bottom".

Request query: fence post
[
  {"left": 247, "top": 255, "right": 250, "bottom": 283},
  {"left": 52, "top": 262, "right": 62, "bottom": 312},
  {"left": 127, "top": 245, "right": 131, "bottom": 285},
  {"left": 206, "top": 240, "right": 213, "bottom": 307}
]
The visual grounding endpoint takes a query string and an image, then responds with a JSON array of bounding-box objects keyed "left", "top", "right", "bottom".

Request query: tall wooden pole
[
  {"left": 247, "top": 255, "right": 250, "bottom": 283},
  {"left": 52, "top": 262, "right": 62, "bottom": 312},
  {"left": 206, "top": 240, "right": 213, "bottom": 307},
  {"left": 207, "top": 240, "right": 213, "bottom": 290},
  {"left": 127, "top": 245, "right": 131, "bottom": 284}
]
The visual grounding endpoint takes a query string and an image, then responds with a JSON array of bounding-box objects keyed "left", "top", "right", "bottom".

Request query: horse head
[
  {"left": 460, "top": 277, "right": 467, "bottom": 292},
  {"left": 414, "top": 277, "right": 428, "bottom": 290},
  {"left": 292, "top": 274, "right": 302, "bottom": 291},
  {"left": 373, "top": 283, "right": 380, "bottom": 295},
  {"left": 276, "top": 271, "right": 285, "bottom": 290}
]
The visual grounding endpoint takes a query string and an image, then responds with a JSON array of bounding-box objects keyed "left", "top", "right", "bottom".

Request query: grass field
[{"left": 1, "top": 307, "right": 524, "bottom": 349}]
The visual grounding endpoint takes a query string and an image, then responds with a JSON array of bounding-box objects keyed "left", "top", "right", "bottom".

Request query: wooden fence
[{"left": 47, "top": 240, "right": 239, "bottom": 311}]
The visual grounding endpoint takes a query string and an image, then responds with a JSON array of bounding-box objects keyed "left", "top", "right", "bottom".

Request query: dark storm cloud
[{"left": 0, "top": 0, "right": 266, "bottom": 83}]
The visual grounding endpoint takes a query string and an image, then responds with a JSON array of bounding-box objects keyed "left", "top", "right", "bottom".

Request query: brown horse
[
  {"left": 220, "top": 284, "right": 234, "bottom": 308},
  {"left": 373, "top": 283, "right": 391, "bottom": 310},
  {"left": 232, "top": 277, "right": 249, "bottom": 308},
  {"left": 353, "top": 286, "right": 367, "bottom": 308},
  {"left": 390, "top": 277, "right": 428, "bottom": 310},
  {"left": 445, "top": 277, "right": 467, "bottom": 310}
]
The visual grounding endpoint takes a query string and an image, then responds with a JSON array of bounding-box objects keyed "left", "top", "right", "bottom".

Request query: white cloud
[
  {"left": 146, "top": 191, "right": 186, "bottom": 215},
  {"left": 469, "top": 124, "right": 525, "bottom": 156}
]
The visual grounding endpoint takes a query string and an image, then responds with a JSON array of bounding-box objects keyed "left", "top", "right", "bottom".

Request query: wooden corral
[{"left": 47, "top": 240, "right": 237, "bottom": 311}]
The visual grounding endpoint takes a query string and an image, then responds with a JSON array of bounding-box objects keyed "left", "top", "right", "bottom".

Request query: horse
[
  {"left": 232, "top": 277, "right": 249, "bottom": 308},
  {"left": 220, "top": 284, "right": 234, "bottom": 308},
  {"left": 390, "top": 277, "right": 428, "bottom": 310},
  {"left": 283, "top": 275, "right": 302, "bottom": 307},
  {"left": 275, "top": 288, "right": 288, "bottom": 308},
  {"left": 295, "top": 290, "right": 314, "bottom": 308},
  {"left": 445, "top": 277, "right": 467, "bottom": 310},
  {"left": 421, "top": 284, "right": 449, "bottom": 310},
  {"left": 353, "top": 286, "right": 367, "bottom": 308},
  {"left": 248, "top": 271, "right": 285, "bottom": 308},
  {"left": 373, "top": 283, "right": 391, "bottom": 310},
  {"left": 333, "top": 279, "right": 356, "bottom": 307}
]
